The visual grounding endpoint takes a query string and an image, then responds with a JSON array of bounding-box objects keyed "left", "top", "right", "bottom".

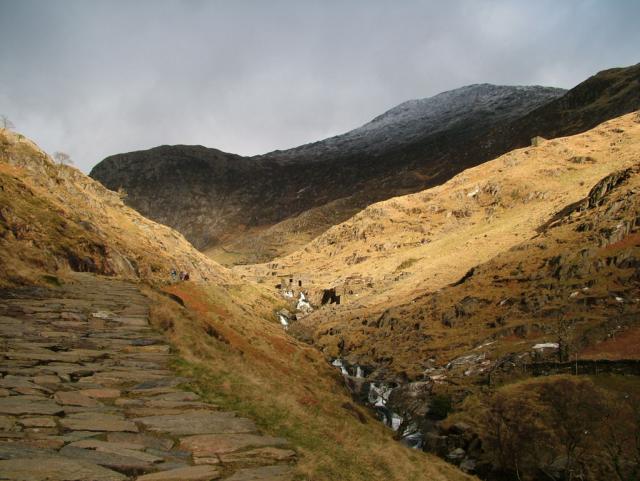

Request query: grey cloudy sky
[{"left": 1, "top": 0, "right": 639, "bottom": 172}]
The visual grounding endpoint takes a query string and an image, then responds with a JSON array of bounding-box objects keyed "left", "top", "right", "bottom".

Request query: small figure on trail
[
  {"left": 170, "top": 268, "right": 177, "bottom": 282},
  {"left": 179, "top": 271, "right": 190, "bottom": 281}
]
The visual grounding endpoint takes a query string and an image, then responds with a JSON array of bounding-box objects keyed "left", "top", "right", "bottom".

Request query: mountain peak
[{"left": 259, "top": 83, "right": 565, "bottom": 163}]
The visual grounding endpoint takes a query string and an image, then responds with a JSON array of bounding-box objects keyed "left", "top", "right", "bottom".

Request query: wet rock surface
[{"left": 0, "top": 274, "right": 296, "bottom": 480}]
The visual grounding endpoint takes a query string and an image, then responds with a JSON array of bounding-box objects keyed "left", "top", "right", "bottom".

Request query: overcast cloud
[{"left": 0, "top": 0, "right": 639, "bottom": 172}]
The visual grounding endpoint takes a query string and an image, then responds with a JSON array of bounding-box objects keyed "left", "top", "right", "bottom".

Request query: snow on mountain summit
[{"left": 262, "top": 84, "right": 565, "bottom": 163}]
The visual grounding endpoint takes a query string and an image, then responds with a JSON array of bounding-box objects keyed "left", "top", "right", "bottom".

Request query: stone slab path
[{"left": 0, "top": 275, "right": 296, "bottom": 481}]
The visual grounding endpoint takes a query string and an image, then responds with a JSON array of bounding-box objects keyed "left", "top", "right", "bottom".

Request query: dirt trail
[{"left": 0, "top": 274, "right": 296, "bottom": 481}]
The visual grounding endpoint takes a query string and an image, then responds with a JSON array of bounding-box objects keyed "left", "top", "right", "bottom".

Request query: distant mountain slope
[{"left": 91, "top": 84, "right": 564, "bottom": 262}]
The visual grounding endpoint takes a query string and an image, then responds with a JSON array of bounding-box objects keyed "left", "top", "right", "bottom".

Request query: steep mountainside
[
  {"left": 91, "top": 84, "right": 564, "bottom": 263},
  {"left": 0, "top": 129, "right": 228, "bottom": 287},
  {"left": 500, "top": 63, "right": 640, "bottom": 146},
  {"left": 241, "top": 112, "right": 640, "bottom": 379}
]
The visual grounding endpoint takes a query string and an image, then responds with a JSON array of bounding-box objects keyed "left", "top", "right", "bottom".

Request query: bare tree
[
  {"left": 0, "top": 115, "right": 14, "bottom": 130},
  {"left": 479, "top": 388, "right": 552, "bottom": 480},
  {"left": 538, "top": 377, "right": 607, "bottom": 481},
  {"left": 601, "top": 392, "right": 640, "bottom": 481},
  {"left": 53, "top": 151, "right": 74, "bottom": 165}
]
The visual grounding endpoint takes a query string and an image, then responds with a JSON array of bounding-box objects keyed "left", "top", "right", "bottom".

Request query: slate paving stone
[
  {"left": 13, "top": 386, "right": 52, "bottom": 396},
  {"left": 0, "top": 275, "right": 298, "bottom": 480},
  {"left": 79, "top": 388, "right": 122, "bottom": 399},
  {"left": 0, "top": 443, "right": 54, "bottom": 458},
  {"left": 62, "top": 407, "right": 122, "bottom": 417},
  {"left": 219, "top": 447, "right": 297, "bottom": 466},
  {"left": 0, "top": 457, "right": 127, "bottom": 481},
  {"left": 106, "top": 432, "right": 175, "bottom": 451},
  {"left": 0, "top": 414, "right": 16, "bottom": 430},
  {"left": 135, "top": 465, "right": 222, "bottom": 481},
  {"left": 0, "top": 375, "right": 41, "bottom": 388},
  {"left": 0, "top": 396, "right": 63, "bottom": 415},
  {"left": 16, "top": 435, "right": 67, "bottom": 449},
  {"left": 125, "top": 407, "right": 200, "bottom": 417},
  {"left": 60, "top": 412, "right": 139, "bottom": 432},
  {"left": 134, "top": 411, "right": 254, "bottom": 436},
  {"left": 67, "top": 439, "right": 164, "bottom": 463},
  {"left": 54, "top": 390, "right": 101, "bottom": 407},
  {"left": 33, "top": 374, "right": 62, "bottom": 385},
  {"left": 59, "top": 445, "right": 157, "bottom": 473},
  {"left": 18, "top": 416, "right": 58, "bottom": 428},
  {"left": 180, "top": 434, "right": 289, "bottom": 456},
  {"left": 59, "top": 430, "right": 104, "bottom": 442},
  {"left": 115, "top": 397, "right": 145, "bottom": 407},
  {"left": 131, "top": 377, "right": 189, "bottom": 390}
]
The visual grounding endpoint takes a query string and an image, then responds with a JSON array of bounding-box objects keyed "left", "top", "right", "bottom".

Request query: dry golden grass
[{"left": 144, "top": 282, "right": 474, "bottom": 481}]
